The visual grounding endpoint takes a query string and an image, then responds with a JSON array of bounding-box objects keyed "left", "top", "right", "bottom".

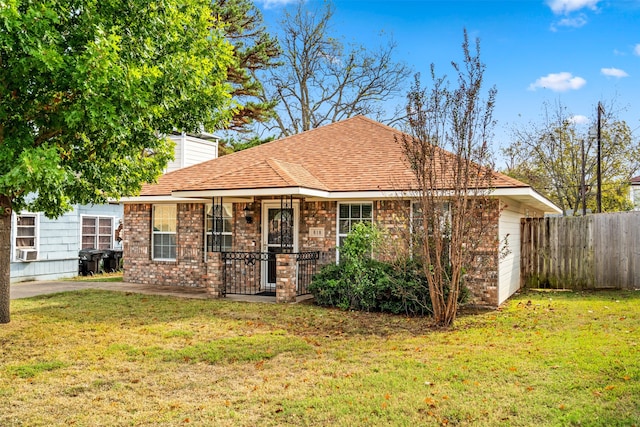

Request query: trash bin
[
  {"left": 102, "top": 249, "right": 123, "bottom": 272},
  {"left": 78, "top": 249, "right": 104, "bottom": 276}
]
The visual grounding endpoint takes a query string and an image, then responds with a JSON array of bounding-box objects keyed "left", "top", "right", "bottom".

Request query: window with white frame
[
  {"left": 205, "top": 203, "right": 232, "bottom": 252},
  {"left": 337, "top": 202, "right": 373, "bottom": 248},
  {"left": 411, "top": 201, "right": 451, "bottom": 232},
  {"left": 411, "top": 201, "right": 451, "bottom": 258},
  {"left": 81, "top": 216, "right": 114, "bottom": 249},
  {"left": 152, "top": 205, "right": 177, "bottom": 260},
  {"left": 14, "top": 213, "right": 38, "bottom": 260}
]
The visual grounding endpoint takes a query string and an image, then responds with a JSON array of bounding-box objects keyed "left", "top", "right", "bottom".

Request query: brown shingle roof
[{"left": 141, "top": 116, "right": 529, "bottom": 196}]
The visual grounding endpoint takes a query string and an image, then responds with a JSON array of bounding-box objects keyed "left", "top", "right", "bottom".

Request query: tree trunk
[{"left": 0, "top": 194, "right": 12, "bottom": 323}]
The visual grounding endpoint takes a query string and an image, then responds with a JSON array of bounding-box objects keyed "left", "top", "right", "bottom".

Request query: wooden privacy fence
[{"left": 521, "top": 212, "right": 640, "bottom": 290}]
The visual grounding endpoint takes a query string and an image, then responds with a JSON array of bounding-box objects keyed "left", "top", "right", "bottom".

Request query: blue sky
[{"left": 254, "top": 0, "right": 640, "bottom": 157}]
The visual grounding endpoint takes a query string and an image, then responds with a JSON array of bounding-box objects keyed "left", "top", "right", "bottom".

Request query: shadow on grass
[
  {"left": 14, "top": 288, "right": 640, "bottom": 339},
  {"left": 14, "top": 289, "right": 439, "bottom": 337}
]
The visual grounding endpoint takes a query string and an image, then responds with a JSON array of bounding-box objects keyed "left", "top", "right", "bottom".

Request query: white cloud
[
  {"left": 635, "top": 44, "right": 640, "bottom": 56},
  {"left": 546, "top": 0, "right": 601, "bottom": 15},
  {"left": 528, "top": 72, "right": 587, "bottom": 92},
  {"left": 569, "top": 115, "right": 589, "bottom": 125},
  {"left": 601, "top": 67, "right": 629, "bottom": 78},
  {"left": 553, "top": 15, "right": 588, "bottom": 29},
  {"left": 255, "top": 0, "right": 299, "bottom": 9}
]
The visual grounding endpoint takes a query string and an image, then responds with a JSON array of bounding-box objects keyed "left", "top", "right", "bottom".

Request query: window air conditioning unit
[{"left": 17, "top": 249, "right": 38, "bottom": 261}]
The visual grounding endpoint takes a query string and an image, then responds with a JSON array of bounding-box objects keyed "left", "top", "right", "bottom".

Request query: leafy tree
[
  {"left": 212, "top": 0, "right": 281, "bottom": 132},
  {"left": 260, "top": 1, "right": 411, "bottom": 137},
  {"left": 218, "top": 135, "right": 275, "bottom": 156},
  {"left": 503, "top": 101, "right": 640, "bottom": 214},
  {"left": 0, "top": 0, "right": 236, "bottom": 323},
  {"left": 400, "top": 31, "right": 497, "bottom": 328}
]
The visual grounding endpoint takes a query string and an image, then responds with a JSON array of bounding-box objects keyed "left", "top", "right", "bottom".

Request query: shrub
[
  {"left": 310, "top": 257, "right": 434, "bottom": 316},
  {"left": 308, "top": 223, "right": 468, "bottom": 316}
]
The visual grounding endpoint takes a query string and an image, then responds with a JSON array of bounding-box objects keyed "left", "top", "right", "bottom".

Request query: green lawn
[
  {"left": 1, "top": 290, "right": 639, "bottom": 426},
  {"left": 71, "top": 272, "right": 124, "bottom": 282}
]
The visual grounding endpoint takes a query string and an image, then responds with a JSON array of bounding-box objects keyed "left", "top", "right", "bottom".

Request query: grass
[
  {"left": 1, "top": 289, "right": 639, "bottom": 426},
  {"left": 71, "top": 272, "right": 123, "bottom": 282}
]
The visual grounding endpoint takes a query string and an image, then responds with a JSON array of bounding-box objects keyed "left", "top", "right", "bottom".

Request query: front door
[{"left": 262, "top": 201, "right": 299, "bottom": 290}]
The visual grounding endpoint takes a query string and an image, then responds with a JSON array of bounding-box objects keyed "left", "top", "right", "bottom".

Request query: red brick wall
[
  {"left": 463, "top": 200, "right": 500, "bottom": 306},
  {"left": 374, "top": 200, "right": 413, "bottom": 262},
  {"left": 300, "top": 200, "right": 337, "bottom": 265},
  {"left": 233, "top": 202, "right": 261, "bottom": 251},
  {"left": 123, "top": 198, "right": 501, "bottom": 305},
  {"left": 123, "top": 203, "right": 207, "bottom": 287},
  {"left": 275, "top": 253, "right": 297, "bottom": 303}
]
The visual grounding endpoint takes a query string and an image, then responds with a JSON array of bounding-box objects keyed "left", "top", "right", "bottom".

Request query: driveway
[
  {"left": 10, "top": 280, "right": 210, "bottom": 300},
  {"left": 9, "top": 280, "right": 297, "bottom": 303}
]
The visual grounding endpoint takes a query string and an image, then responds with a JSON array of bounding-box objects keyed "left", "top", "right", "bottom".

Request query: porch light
[{"left": 243, "top": 204, "right": 253, "bottom": 224}]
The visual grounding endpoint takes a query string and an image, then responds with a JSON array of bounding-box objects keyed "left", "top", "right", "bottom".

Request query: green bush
[
  {"left": 310, "top": 257, "right": 434, "bottom": 315},
  {"left": 308, "top": 222, "right": 469, "bottom": 316}
]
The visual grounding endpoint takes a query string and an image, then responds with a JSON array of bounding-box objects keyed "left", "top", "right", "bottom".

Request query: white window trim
[
  {"left": 12, "top": 212, "right": 40, "bottom": 262},
  {"left": 336, "top": 201, "right": 373, "bottom": 263},
  {"left": 411, "top": 200, "right": 452, "bottom": 233},
  {"left": 205, "top": 202, "right": 233, "bottom": 253},
  {"left": 152, "top": 204, "right": 177, "bottom": 261},
  {"left": 410, "top": 200, "right": 452, "bottom": 259},
  {"left": 80, "top": 214, "right": 116, "bottom": 250}
]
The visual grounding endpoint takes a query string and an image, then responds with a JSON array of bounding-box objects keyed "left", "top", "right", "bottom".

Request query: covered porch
[
  {"left": 123, "top": 191, "right": 342, "bottom": 303},
  {"left": 202, "top": 194, "right": 333, "bottom": 302}
]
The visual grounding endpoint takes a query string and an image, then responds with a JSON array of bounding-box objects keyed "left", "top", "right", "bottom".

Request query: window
[
  {"left": 206, "top": 203, "right": 232, "bottom": 252},
  {"left": 14, "top": 213, "right": 38, "bottom": 260},
  {"left": 411, "top": 201, "right": 451, "bottom": 235},
  {"left": 152, "top": 205, "right": 177, "bottom": 260},
  {"left": 337, "top": 202, "right": 373, "bottom": 248},
  {"left": 81, "top": 216, "right": 114, "bottom": 249},
  {"left": 411, "top": 201, "right": 451, "bottom": 259}
]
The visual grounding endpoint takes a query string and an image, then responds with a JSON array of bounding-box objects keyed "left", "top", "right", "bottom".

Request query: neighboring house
[
  {"left": 10, "top": 203, "right": 124, "bottom": 283},
  {"left": 121, "top": 116, "right": 561, "bottom": 306},
  {"left": 165, "top": 131, "right": 219, "bottom": 173},
  {"left": 9, "top": 133, "right": 218, "bottom": 283},
  {"left": 631, "top": 175, "right": 640, "bottom": 211}
]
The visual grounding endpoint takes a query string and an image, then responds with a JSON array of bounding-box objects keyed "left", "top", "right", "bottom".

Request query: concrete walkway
[
  {"left": 10, "top": 280, "right": 210, "bottom": 300},
  {"left": 10, "top": 280, "right": 312, "bottom": 303}
]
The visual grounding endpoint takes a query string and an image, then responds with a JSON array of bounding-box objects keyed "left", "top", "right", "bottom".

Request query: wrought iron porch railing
[
  {"left": 220, "top": 251, "right": 319, "bottom": 297},
  {"left": 295, "top": 251, "right": 320, "bottom": 296}
]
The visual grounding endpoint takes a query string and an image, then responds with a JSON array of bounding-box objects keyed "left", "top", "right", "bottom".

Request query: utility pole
[
  {"left": 596, "top": 102, "right": 604, "bottom": 213},
  {"left": 581, "top": 138, "right": 586, "bottom": 216}
]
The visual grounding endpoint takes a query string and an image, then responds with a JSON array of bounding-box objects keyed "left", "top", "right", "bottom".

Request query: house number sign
[{"left": 309, "top": 227, "right": 325, "bottom": 238}]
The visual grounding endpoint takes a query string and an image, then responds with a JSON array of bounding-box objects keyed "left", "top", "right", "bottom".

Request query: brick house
[{"left": 121, "top": 116, "right": 560, "bottom": 306}]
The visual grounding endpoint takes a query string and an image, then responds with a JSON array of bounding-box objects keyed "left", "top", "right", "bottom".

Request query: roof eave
[
  {"left": 172, "top": 187, "right": 331, "bottom": 199},
  {"left": 120, "top": 195, "right": 212, "bottom": 204},
  {"left": 492, "top": 187, "right": 562, "bottom": 214},
  {"left": 122, "top": 186, "right": 561, "bottom": 214}
]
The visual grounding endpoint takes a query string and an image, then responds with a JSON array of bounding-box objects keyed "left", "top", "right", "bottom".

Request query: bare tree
[
  {"left": 400, "top": 31, "right": 497, "bottom": 327},
  {"left": 261, "top": 1, "right": 410, "bottom": 136},
  {"left": 503, "top": 100, "right": 639, "bottom": 214}
]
